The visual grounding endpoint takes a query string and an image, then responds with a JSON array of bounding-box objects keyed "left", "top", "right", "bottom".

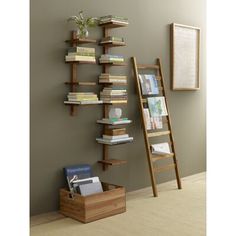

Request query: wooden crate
[{"left": 60, "top": 182, "right": 126, "bottom": 223}]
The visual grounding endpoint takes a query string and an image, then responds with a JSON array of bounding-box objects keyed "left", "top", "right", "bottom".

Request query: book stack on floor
[
  {"left": 64, "top": 164, "right": 103, "bottom": 196},
  {"left": 100, "top": 36, "right": 125, "bottom": 44},
  {"left": 99, "top": 54, "right": 124, "bottom": 63},
  {"left": 99, "top": 15, "right": 129, "bottom": 25},
  {"left": 100, "top": 88, "right": 127, "bottom": 104},
  {"left": 65, "top": 46, "right": 96, "bottom": 62},
  {"left": 96, "top": 127, "right": 133, "bottom": 145},
  {"left": 64, "top": 92, "right": 103, "bottom": 105},
  {"left": 99, "top": 73, "right": 127, "bottom": 84}
]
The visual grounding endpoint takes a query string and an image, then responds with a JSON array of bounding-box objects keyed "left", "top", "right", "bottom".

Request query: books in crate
[
  {"left": 99, "top": 15, "right": 129, "bottom": 25},
  {"left": 97, "top": 118, "right": 132, "bottom": 125},
  {"left": 99, "top": 73, "right": 127, "bottom": 84},
  {"left": 99, "top": 54, "right": 124, "bottom": 63},
  {"left": 64, "top": 92, "right": 103, "bottom": 105},
  {"left": 96, "top": 127, "right": 133, "bottom": 145},
  {"left": 64, "top": 164, "right": 103, "bottom": 196},
  {"left": 100, "top": 88, "right": 127, "bottom": 104},
  {"left": 65, "top": 46, "right": 96, "bottom": 62}
]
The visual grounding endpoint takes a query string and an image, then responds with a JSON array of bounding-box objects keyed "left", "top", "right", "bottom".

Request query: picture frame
[{"left": 170, "top": 23, "right": 200, "bottom": 90}]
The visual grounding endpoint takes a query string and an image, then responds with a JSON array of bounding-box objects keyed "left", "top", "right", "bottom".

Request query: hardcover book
[
  {"left": 147, "top": 97, "right": 168, "bottom": 117},
  {"left": 151, "top": 143, "right": 171, "bottom": 155},
  {"left": 138, "top": 74, "right": 159, "bottom": 95},
  {"left": 64, "top": 164, "right": 92, "bottom": 193}
]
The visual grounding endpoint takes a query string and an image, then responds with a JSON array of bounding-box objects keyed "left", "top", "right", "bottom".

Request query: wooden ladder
[{"left": 131, "top": 57, "right": 182, "bottom": 197}]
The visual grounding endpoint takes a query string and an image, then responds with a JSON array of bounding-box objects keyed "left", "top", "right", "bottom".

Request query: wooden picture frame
[{"left": 170, "top": 23, "right": 200, "bottom": 90}]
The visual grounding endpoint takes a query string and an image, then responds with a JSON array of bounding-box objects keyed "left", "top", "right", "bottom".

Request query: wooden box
[{"left": 60, "top": 182, "right": 126, "bottom": 223}]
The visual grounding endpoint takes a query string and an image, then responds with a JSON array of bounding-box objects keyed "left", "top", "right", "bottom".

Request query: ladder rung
[
  {"left": 137, "top": 64, "right": 160, "bottom": 69},
  {"left": 152, "top": 153, "right": 174, "bottom": 161},
  {"left": 156, "top": 76, "right": 162, "bottom": 80},
  {"left": 154, "top": 164, "right": 176, "bottom": 173},
  {"left": 147, "top": 130, "right": 170, "bottom": 138}
]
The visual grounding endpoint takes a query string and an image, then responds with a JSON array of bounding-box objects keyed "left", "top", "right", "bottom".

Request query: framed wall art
[{"left": 170, "top": 23, "right": 200, "bottom": 90}]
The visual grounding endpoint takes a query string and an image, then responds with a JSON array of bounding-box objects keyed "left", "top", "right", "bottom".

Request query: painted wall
[{"left": 30, "top": 0, "right": 206, "bottom": 215}]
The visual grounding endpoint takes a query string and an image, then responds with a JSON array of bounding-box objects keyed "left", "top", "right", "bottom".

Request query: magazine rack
[{"left": 131, "top": 57, "right": 182, "bottom": 197}]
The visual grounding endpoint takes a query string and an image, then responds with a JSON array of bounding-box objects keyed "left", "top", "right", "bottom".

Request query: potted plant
[{"left": 67, "top": 11, "right": 98, "bottom": 38}]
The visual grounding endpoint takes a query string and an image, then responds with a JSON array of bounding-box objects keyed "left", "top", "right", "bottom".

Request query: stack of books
[
  {"left": 99, "top": 73, "right": 127, "bottom": 84},
  {"left": 100, "top": 88, "right": 127, "bottom": 104},
  {"left": 64, "top": 92, "right": 103, "bottom": 104},
  {"left": 100, "top": 36, "right": 124, "bottom": 44},
  {"left": 99, "top": 15, "right": 129, "bottom": 25},
  {"left": 65, "top": 47, "right": 96, "bottom": 62},
  {"left": 96, "top": 127, "right": 133, "bottom": 145},
  {"left": 99, "top": 54, "right": 124, "bottom": 63}
]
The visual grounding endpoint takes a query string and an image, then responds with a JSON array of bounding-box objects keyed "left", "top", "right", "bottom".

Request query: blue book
[
  {"left": 138, "top": 74, "right": 159, "bottom": 95},
  {"left": 64, "top": 164, "right": 92, "bottom": 193}
]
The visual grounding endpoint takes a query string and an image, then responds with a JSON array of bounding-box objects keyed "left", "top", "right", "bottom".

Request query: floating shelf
[
  {"left": 99, "top": 62, "right": 127, "bottom": 66},
  {"left": 64, "top": 101, "right": 103, "bottom": 105},
  {"left": 99, "top": 41, "right": 126, "bottom": 47},
  {"left": 65, "top": 82, "right": 97, "bottom": 86},
  {"left": 98, "top": 82, "right": 127, "bottom": 86},
  {"left": 98, "top": 159, "right": 127, "bottom": 166},
  {"left": 96, "top": 139, "right": 133, "bottom": 146},
  {"left": 102, "top": 101, "right": 128, "bottom": 105},
  {"left": 99, "top": 22, "right": 128, "bottom": 28},
  {"left": 97, "top": 120, "right": 132, "bottom": 125},
  {"left": 65, "top": 61, "right": 96, "bottom": 64},
  {"left": 65, "top": 38, "right": 97, "bottom": 44}
]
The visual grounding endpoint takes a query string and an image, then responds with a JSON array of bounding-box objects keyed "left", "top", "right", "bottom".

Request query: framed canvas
[{"left": 170, "top": 23, "right": 200, "bottom": 90}]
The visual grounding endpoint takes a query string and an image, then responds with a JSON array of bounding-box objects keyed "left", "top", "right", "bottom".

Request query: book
[
  {"left": 151, "top": 143, "right": 171, "bottom": 155},
  {"left": 68, "top": 47, "right": 95, "bottom": 53},
  {"left": 72, "top": 176, "right": 100, "bottom": 194},
  {"left": 97, "top": 119, "right": 132, "bottom": 125},
  {"left": 102, "top": 134, "right": 129, "bottom": 140},
  {"left": 143, "top": 108, "right": 152, "bottom": 130},
  {"left": 138, "top": 74, "right": 159, "bottom": 95},
  {"left": 79, "top": 181, "right": 103, "bottom": 196},
  {"left": 151, "top": 116, "right": 163, "bottom": 129},
  {"left": 64, "top": 164, "right": 92, "bottom": 193},
  {"left": 104, "top": 128, "right": 126, "bottom": 136},
  {"left": 67, "top": 52, "right": 95, "bottom": 57},
  {"left": 65, "top": 55, "right": 96, "bottom": 62},
  {"left": 64, "top": 100, "right": 103, "bottom": 105},
  {"left": 96, "top": 137, "right": 133, "bottom": 145},
  {"left": 147, "top": 97, "right": 168, "bottom": 117}
]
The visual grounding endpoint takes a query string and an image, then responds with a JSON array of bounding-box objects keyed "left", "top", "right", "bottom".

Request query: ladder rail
[{"left": 156, "top": 59, "right": 182, "bottom": 189}]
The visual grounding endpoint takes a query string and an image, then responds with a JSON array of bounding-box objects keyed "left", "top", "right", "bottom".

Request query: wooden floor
[{"left": 31, "top": 172, "right": 206, "bottom": 236}]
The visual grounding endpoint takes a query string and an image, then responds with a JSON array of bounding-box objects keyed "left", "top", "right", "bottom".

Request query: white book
[
  {"left": 65, "top": 55, "right": 96, "bottom": 62},
  {"left": 102, "top": 134, "right": 129, "bottom": 140},
  {"left": 151, "top": 143, "right": 171, "bottom": 155},
  {"left": 64, "top": 100, "right": 103, "bottom": 105},
  {"left": 73, "top": 176, "right": 99, "bottom": 184},
  {"left": 97, "top": 119, "right": 132, "bottom": 125},
  {"left": 96, "top": 137, "right": 133, "bottom": 145}
]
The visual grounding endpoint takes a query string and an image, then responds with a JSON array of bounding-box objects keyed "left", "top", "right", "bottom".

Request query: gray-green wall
[{"left": 30, "top": 0, "right": 206, "bottom": 215}]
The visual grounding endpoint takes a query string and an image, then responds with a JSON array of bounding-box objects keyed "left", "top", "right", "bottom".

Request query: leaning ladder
[{"left": 131, "top": 57, "right": 182, "bottom": 197}]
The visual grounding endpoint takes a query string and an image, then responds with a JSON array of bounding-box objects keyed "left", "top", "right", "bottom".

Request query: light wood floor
[{"left": 31, "top": 172, "right": 206, "bottom": 236}]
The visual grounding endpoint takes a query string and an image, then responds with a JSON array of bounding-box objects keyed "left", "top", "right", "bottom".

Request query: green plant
[{"left": 67, "top": 11, "right": 98, "bottom": 37}]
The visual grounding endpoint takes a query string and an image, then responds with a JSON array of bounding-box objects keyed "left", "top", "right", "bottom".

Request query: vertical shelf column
[
  {"left": 102, "top": 27, "right": 109, "bottom": 171},
  {"left": 70, "top": 31, "right": 77, "bottom": 116}
]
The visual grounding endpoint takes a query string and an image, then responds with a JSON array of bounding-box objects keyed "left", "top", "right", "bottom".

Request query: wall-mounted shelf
[
  {"left": 99, "top": 61, "right": 127, "bottom": 66},
  {"left": 98, "top": 19, "right": 132, "bottom": 171},
  {"left": 98, "top": 159, "right": 127, "bottom": 166},
  {"left": 65, "top": 38, "right": 97, "bottom": 44},
  {"left": 99, "top": 22, "right": 128, "bottom": 28},
  {"left": 99, "top": 41, "right": 126, "bottom": 47},
  {"left": 65, "top": 61, "right": 96, "bottom": 64},
  {"left": 64, "top": 31, "right": 98, "bottom": 116}
]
